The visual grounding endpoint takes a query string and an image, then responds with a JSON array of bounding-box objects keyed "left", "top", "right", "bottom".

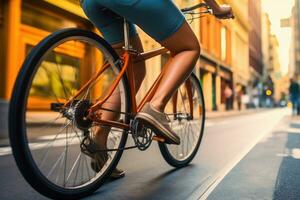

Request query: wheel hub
[{"left": 74, "top": 100, "right": 93, "bottom": 131}]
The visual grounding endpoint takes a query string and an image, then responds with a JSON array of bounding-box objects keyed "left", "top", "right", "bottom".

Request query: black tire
[
  {"left": 9, "top": 28, "right": 131, "bottom": 199},
  {"left": 158, "top": 73, "right": 205, "bottom": 168}
]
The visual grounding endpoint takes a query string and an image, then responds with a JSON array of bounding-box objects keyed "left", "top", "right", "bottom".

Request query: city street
[
  {"left": 0, "top": 0, "right": 298, "bottom": 199},
  {"left": 0, "top": 108, "right": 296, "bottom": 200}
]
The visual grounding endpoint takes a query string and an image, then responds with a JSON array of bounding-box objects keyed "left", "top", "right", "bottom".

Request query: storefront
[
  {"left": 199, "top": 50, "right": 233, "bottom": 111},
  {"left": 2, "top": 0, "right": 92, "bottom": 102}
]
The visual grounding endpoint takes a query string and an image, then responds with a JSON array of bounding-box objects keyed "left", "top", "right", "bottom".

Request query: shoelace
[{"left": 165, "top": 114, "right": 171, "bottom": 123}]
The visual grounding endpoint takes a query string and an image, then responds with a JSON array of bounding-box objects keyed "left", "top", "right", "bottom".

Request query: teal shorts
[{"left": 81, "top": 0, "right": 185, "bottom": 44}]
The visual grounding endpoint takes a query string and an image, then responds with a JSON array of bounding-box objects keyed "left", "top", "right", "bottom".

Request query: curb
[
  {"left": 206, "top": 108, "right": 270, "bottom": 119},
  {"left": 0, "top": 100, "right": 9, "bottom": 139}
]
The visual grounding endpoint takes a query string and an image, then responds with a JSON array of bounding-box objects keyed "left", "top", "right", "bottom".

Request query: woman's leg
[
  {"left": 134, "top": 21, "right": 200, "bottom": 144},
  {"left": 81, "top": 0, "right": 145, "bottom": 145},
  {"left": 150, "top": 21, "right": 200, "bottom": 112},
  {"left": 111, "top": 35, "right": 146, "bottom": 93},
  {"left": 93, "top": 35, "right": 146, "bottom": 147}
]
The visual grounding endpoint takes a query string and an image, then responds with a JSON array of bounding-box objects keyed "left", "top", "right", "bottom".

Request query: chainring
[{"left": 131, "top": 119, "right": 154, "bottom": 151}]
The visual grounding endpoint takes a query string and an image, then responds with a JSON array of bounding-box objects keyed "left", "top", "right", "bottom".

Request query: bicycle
[{"left": 9, "top": 3, "right": 211, "bottom": 199}]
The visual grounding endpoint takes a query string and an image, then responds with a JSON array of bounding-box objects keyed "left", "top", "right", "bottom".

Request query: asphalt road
[
  {"left": 209, "top": 113, "right": 300, "bottom": 200},
  {"left": 0, "top": 108, "right": 290, "bottom": 200}
]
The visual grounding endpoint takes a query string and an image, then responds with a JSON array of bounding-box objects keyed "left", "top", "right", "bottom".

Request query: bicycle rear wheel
[
  {"left": 158, "top": 73, "right": 205, "bottom": 168},
  {"left": 9, "top": 28, "right": 131, "bottom": 199}
]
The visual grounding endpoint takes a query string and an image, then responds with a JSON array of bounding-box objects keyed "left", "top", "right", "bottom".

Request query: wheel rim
[
  {"left": 22, "top": 35, "right": 127, "bottom": 189},
  {"left": 164, "top": 76, "right": 204, "bottom": 161}
]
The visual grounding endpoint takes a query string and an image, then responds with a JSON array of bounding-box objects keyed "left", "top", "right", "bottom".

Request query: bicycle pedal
[{"left": 152, "top": 136, "right": 165, "bottom": 143}]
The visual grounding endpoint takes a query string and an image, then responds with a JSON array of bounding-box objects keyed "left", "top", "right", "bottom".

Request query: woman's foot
[
  {"left": 135, "top": 102, "right": 180, "bottom": 145},
  {"left": 90, "top": 152, "right": 125, "bottom": 179},
  {"left": 81, "top": 136, "right": 125, "bottom": 179}
]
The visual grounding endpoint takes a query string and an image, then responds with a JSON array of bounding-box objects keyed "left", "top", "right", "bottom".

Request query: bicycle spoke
[
  {"left": 39, "top": 120, "right": 73, "bottom": 168},
  {"left": 83, "top": 154, "right": 91, "bottom": 181},
  {"left": 164, "top": 76, "right": 204, "bottom": 162},
  {"left": 47, "top": 148, "right": 66, "bottom": 179},
  {"left": 179, "top": 87, "right": 189, "bottom": 114},
  {"left": 20, "top": 34, "right": 127, "bottom": 191},
  {"left": 46, "top": 123, "right": 78, "bottom": 181},
  {"left": 27, "top": 114, "right": 64, "bottom": 139},
  {"left": 55, "top": 61, "right": 70, "bottom": 100},
  {"left": 40, "top": 66, "right": 62, "bottom": 103},
  {"left": 63, "top": 125, "right": 69, "bottom": 187},
  {"left": 55, "top": 149, "right": 66, "bottom": 184},
  {"left": 73, "top": 153, "right": 82, "bottom": 186},
  {"left": 66, "top": 151, "right": 82, "bottom": 184}
]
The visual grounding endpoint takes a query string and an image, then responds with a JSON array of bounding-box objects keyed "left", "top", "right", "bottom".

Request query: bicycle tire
[
  {"left": 9, "top": 28, "right": 131, "bottom": 199},
  {"left": 158, "top": 73, "right": 205, "bottom": 168}
]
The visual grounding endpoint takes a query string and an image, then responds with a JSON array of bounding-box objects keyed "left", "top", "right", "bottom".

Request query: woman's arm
[{"left": 203, "top": 0, "right": 234, "bottom": 19}]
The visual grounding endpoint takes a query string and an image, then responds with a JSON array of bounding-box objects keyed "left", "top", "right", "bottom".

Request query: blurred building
[
  {"left": 282, "top": 0, "right": 300, "bottom": 79},
  {"left": 262, "top": 13, "right": 272, "bottom": 77},
  {"left": 138, "top": 0, "right": 251, "bottom": 113},
  {"left": 227, "top": 0, "right": 250, "bottom": 110},
  {"left": 0, "top": 0, "right": 253, "bottom": 113},
  {"left": 0, "top": 0, "right": 91, "bottom": 102},
  {"left": 248, "top": 0, "right": 263, "bottom": 81},
  {"left": 0, "top": 0, "right": 92, "bottom": 138},
  {"left": 262, "top": 13, "right": 287, "bottom": 105},
  {"left": 198, "top": 0, "right": 234, "bottom": 111},
  {"left": 248, "top": 0, "right": 264, "bottom": 108},
  {"left": 269, "top": 35, "right": 282, "bottom": 102},
  {"left": 289, "top": 0, "right": 300, "bottom": 79},
  {"left": 261, "top": 13, "right": 274, "bottom": 106}
]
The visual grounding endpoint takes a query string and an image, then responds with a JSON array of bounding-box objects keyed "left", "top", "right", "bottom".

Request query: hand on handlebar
[{"left": 213, "top": 5, "right": 234, "bottom": 19}]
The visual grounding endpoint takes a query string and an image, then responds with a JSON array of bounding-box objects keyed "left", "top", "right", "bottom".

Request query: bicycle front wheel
[
  {"left": 9, "top": 28, "right": 131, "bottom": 199},
  {"left": 158, "top": 73, "right": 205, "bottom": 168}
]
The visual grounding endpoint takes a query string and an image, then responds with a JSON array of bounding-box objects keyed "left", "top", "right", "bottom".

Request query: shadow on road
[
  {"left": 273, "top": 121, "right": 300, "bottom": 200},
  {"left": 88, "top": 164, "right": 202, "bottom": 200}
]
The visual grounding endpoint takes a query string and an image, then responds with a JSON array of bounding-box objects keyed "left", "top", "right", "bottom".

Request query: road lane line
[
  {"left": 187, "top": 109, "right": 288, "bottom": 200},
  {"left": 0, "top": 132, "right": 122, "bottom": 156}
]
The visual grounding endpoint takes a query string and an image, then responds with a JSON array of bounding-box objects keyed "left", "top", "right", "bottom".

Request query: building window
[
  {"left": 21, "top": 4, "right": 77, "bottom": 33},
  {"left": 27, "top": 45, "right": 80, "bottom": 99},
  {"left": 236, "top": 34, "right": 248, "bottom": 73},
  {"left": 221, "top": 27, "right": 227, "bottom": 61},
  {"left": 200, "top": 16, "right": 209, "bottom": 50}
]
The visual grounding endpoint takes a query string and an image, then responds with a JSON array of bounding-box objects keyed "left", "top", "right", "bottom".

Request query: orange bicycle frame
[{"left": 64, "top": 19, "right": 194, "bottom": 131}]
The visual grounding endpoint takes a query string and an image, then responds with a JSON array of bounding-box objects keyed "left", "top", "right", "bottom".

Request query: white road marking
[
  {"left": 0, "top": 147, "right": 12, "bottom": 157},
  {"left": 0, "top": 132, "right": 121, "bottom": 157},
  {"left": 0, "top": 137, "right": 80, "bottom": 156},
  {"left": 286, "top": 128, "right": 300, "bottom": 134},
  {"left": 0, "top": 118, "right": 235, "bottom": 156},
  {"left": 277, "top": 148, "right": 300, "bottom": 159}
]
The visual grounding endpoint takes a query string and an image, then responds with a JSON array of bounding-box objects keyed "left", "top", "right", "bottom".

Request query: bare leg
[
  {"left": 150, "top": 21, "right": 200, "bottom": 112},
  {"left": 93, "top": 35, "right": 146, "bottom": 146}
]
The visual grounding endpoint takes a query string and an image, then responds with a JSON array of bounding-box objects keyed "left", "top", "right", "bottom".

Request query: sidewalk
[
  {"left": 208, "top": 115, "right": 300, "bottom": 199},
  {"left": 206, "top": 108, "right": 268, "bottom": 119}
]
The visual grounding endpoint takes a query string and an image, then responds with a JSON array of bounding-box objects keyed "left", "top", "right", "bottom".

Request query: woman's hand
[{"left": 213, "top": 5, "right": 234, "bottom": 19}]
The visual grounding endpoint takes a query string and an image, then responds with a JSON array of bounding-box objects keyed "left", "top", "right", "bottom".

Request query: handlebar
[
  {"left": 181, "top": 3, "right": 234, "bottom": 20},
  {"left": 180, "top": 3, "right": 210, "bottom": 13}
]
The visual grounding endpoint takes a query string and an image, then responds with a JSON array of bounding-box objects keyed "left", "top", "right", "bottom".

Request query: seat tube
[{"left": 123, "top": 18, "right": 131, "bottom": 51}]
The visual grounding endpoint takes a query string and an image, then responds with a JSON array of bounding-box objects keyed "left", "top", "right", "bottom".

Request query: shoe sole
[
  {"left": 91, "top": 161, "right": 125, "bottom": 179},
  {"left": 110, "top": 171, "right": 125, "bottom": 179},
  {"left": 135, "top": 112, "right": 180, "bottom": 145}
]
